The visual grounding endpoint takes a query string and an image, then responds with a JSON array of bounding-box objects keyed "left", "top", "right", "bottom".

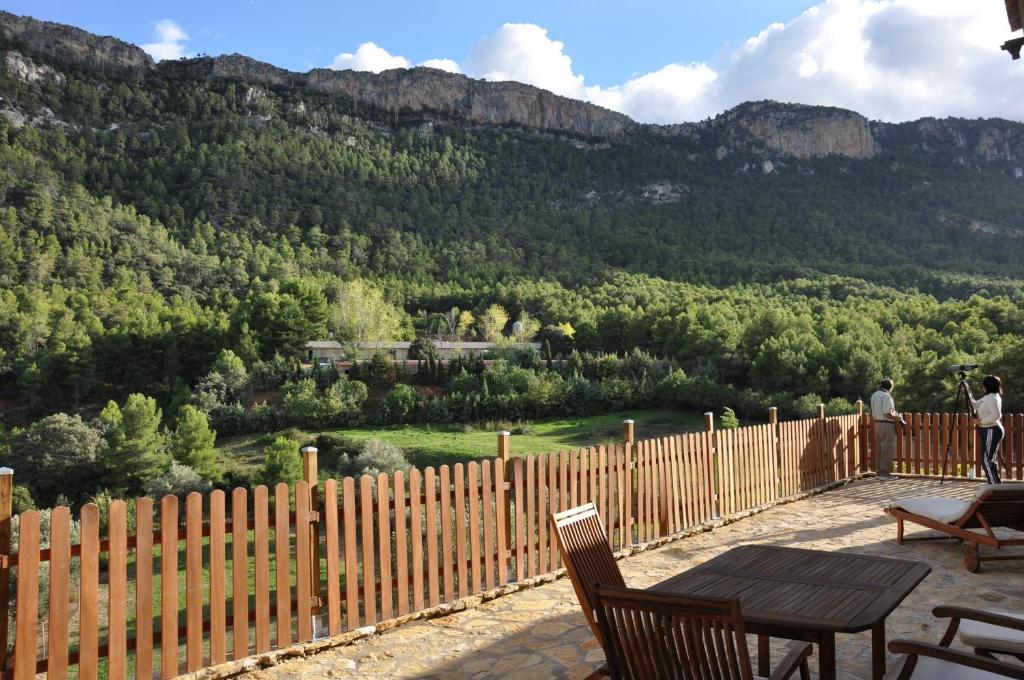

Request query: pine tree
[
  {"left": 101, "top": 394, "right": 172, "bottom": 493},
  {"left": 261, "top": 436, "right": 302, "bottom": 486},
  {"left": 170, "top": 405, "right": 221, "bottom": 482}
]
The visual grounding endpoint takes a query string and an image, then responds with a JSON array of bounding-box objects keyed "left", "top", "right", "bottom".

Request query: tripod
[{"left": 940, "top": 371, "right": 1008, "bottom": 484}]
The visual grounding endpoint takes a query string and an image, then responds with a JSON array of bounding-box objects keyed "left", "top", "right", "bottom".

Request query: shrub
[
  {"left": 423, "top": 396, "right": 453, "bottom": 423},
  {"left": 343, "top": 439, "right": 410, "bottom": 477},
  {"left": 11, "top": 485, "right": 34, "bottom": 514},
  {"left": 6, "top": 413, "right": 105, "bottom": 506},
  {"left": 144, "top": 463, "right": 213, "bottom": 498},
  {"left": 261, "top": 436, "right": 302, "bottom": 486},
  {"left": 207, "top": 403, "right": 247, "bottom": 436},
  {"left": 794, "top": 393, "right": 824, "bottom": 419},
  {"left": 314, "top": 433, "right": 364, "bottom": 473},
  {"left": 377, "top": 384, "right": 422, "bottom": 424},
  {"left": 247, "top": 403, "right": 284, "bottom": 432},
  {"left": 721, "top": 407, "right": 740, "bottom": 429},
  {"left": 824, "top": 397, "right": 856, "bottom": 416},
  {"left": 250, "top": 353, "right": 294, "bottom": 391}
]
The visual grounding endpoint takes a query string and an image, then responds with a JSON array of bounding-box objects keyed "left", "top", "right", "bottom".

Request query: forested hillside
[{"left": 2, "top": 10, "right": 1024, "bottom": 482}]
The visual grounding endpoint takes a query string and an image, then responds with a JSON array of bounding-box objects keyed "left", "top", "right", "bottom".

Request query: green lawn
[{"left": 217, "top": 408, "right": 706, "bottom": 473}]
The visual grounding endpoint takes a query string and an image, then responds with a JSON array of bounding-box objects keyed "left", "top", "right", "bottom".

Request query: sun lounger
[
  {"left": 933, "top": 605, "right": 1024, "bottom": 663},
  {"left": 884, "top": 483, "right": 1024, "bottom": 572}
]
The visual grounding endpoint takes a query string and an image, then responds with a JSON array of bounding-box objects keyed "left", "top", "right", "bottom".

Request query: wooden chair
[
  {"left": 885, "top": 640, "right": 1024, "bottom": 679},
  {"left": 884, "top": 483, "right": 1024, "bottom": 572},
  {"left": 592, "top": 584, "right": 811, "bottom": 680},
  {"left": 552, "top": 503, "right": 625, "bottom": 652},
  {"left": 933, "top": 605, "right": 1024, "bottom": 664}
]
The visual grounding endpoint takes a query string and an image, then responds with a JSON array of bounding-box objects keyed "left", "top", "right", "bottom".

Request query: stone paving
[{"left": 246, "top": 478, "right": 1023, "bottom": 680}]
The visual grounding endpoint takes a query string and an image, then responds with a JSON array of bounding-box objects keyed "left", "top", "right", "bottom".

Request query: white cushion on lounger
[
  {"left": 887, "top": 496, "right": 972, "bottom": 524},
  {"left": 884, "top": 654, "right": 1016, "bottom": 680},
  {"left": 959, "top": 611, "right": 1024, "bottom": 654},
  {"left": 972, "top": 483, "right": 1024, "bottom": 500}
]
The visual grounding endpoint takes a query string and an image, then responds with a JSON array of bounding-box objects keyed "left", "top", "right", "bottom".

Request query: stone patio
[{"left": 246, "top": 478, "right": 1023, "bottom": 680}]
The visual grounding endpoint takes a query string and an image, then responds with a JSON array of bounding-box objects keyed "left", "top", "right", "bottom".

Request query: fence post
[
  {"left": 0, "top": 467, "right": 11, "bottom": 671},
  {"left": 855, "top": 400, "right": 865, "bottom": 474},
  {"left": 300, "top": 446, "right": 321, "bottom": 623},
  {"left": 496, "top": 431, "right": 513, "bottom": 577},
  {"left": 704, "top": 412, "right": 720, "bottom": 516},
  {"left": 768, "top": 406, "right": 781, "bottom": 500},
  {"left": 623, "top": 419, "right": 635, "bottom": 447},
  {"left": 497, "top": 431, "right": 511, "bottom": 462}
]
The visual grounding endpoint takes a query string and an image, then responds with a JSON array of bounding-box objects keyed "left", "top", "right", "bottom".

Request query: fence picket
[
  {"left": 274, "top": 483, "right": 291, "bottom": 648},
  {"left": 375, "top": 474, "right": 392, "bottom": 621},
  {"left": 342, "top": 477, "right": 359, "bottom": 630},
  {"left": 136, "top": 498, "right": 154, "bottom": 676},
  {"left": 159, "top": 496, "right": 178, "bottom": 679},
  {"left": 186, "top": 493, "right": 204, "bottom": 671},
  {"left": 210, "top": 490, "right": 227, "bottom": 665},
  {"left": 394, "top": 471, "right": 408, "bottom": 617},
  {"left": 13, "top": 511, "right": 39, "bottom": 680},
  {"left": 454, "top": 464, "right": 468, "bottom": 599},
  {"left": 468, "top": 463, "right": 482, "bottom": 595},
  {"left": 48, "top": 506, "right": 70, "bottom": 680},
  {"left": 432, "top": 466, "right": 448, "bottom": 606},
  {"left": 495, "top": 459, "right": 508, "bottom": 586},
  {"left": 409, "top": 469, "right": 425, "bottom": 610},
  {"left": 482, "top": 462, "right": 495, "bottom": 590},
  {"left": 231, "top": 489, "right": 249, "bottom": 659},
  {"left": 108, "top": 500, "right": 128, "bottom": 679},
  {"left": 253, "top": 486, "right": 271, "bottom": 652},
  {"left": 324, "top": 479, "right": 341, "bottom": 635},
  {"left": 359, "top": 475, "right": 376, "bottom": 624},
  {"left": 513, "top": 458, "right": 525, "bottom": 582},
  {"left": 526, "top": 456, "right": 537, "bottom": 577}
]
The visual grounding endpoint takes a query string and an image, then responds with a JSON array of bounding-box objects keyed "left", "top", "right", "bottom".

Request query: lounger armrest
[
  {"left": 932, "top": 605, "right": 1024, "bottom": 632},
  {"left": 768, "top": 641, "right": 813, "bottom": 680},
  {"left": 888, "top": 640, "right": 1024, "bottom": 679}
]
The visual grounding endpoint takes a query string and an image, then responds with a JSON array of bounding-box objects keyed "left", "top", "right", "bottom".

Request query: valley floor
[{"left": 216, "top": 408, "right": 707, "bottom": 473}]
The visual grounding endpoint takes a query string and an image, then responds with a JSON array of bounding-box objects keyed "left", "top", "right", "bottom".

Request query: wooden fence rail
[{"left": 5, "top": 408, "right": 1018, "bottom": 678}]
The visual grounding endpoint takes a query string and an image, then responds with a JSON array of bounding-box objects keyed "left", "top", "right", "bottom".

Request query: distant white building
[
  {"left": 357, "top": 340, "right": 542, "bottom": 361},
  {"left": 306, "top": 339, "right": 542, "bottom": 363},
  {"left": 304, "top": 340, "right": 345, "bottom": 362}
]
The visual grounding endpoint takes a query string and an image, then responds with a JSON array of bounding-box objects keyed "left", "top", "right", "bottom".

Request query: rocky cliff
[
  {"left": 4, "top": 10, "right": 1024, "bottom": 164},
  {"left": 0, "top": 10, "right": 152, "bottom": 71},
  {"left": 706, "top": 101, "right": 880, "bottom": 160}
]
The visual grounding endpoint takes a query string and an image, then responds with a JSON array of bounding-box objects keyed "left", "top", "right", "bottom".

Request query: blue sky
[
  {"left": 5, "top": 1, "right": 816, "bottom": 85},
  {"left": 4, "top": 1, "right": 1020, "bottom": 123}
]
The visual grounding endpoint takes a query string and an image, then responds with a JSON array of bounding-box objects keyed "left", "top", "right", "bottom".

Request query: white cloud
[
  {"left": 419, "top": 58, "right": 461, "bottom": 74},
  {"left": 586, "top": 63, "right": 718, "bottom": 124},
  {"left": 142, "top": 19, "right": 189, "bottom": 61},
  {"left": 322, "top": 2, "right": 1023, "bottom": 123},
  {"left": 329, "top": 42, "right": 410, "bottom": 73},
  {"left": 465, "top": 23, "right": 585, "bottom": 99},
  {"left": 702, "top": 0, "right": 1017, "bottom": 122}
]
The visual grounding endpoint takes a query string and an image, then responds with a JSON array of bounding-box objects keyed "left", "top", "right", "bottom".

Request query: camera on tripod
[{"left": 947, "top": 363, "right": 979, "bottom": 374}]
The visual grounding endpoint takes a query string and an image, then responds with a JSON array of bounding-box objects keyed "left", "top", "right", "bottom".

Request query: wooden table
[{"left": 647, "top": 545, "right": 931, "bottom": 680}]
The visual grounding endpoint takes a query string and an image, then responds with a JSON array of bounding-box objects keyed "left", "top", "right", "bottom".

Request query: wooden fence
[
  {"left": 5, "top": 406, "right": 991, "bottom": 680},
  {"left": 866, "top": 412, "right": 1024, "bottom": 481}
]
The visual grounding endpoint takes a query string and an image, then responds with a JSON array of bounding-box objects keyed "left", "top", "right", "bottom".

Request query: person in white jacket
[{"left": 967, "top": 375, "right": 1004, "bottom": 484}]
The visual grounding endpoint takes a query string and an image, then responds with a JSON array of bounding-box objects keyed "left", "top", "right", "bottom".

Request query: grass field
[{"left": 217, "top": 408, "right": 707, "bottom": 474}]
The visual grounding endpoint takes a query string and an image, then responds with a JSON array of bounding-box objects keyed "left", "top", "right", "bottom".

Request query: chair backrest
[
  {"left": 594, "top": 584, "right": 754, "bottom": 680},
  {"left": 962, "top": 484, "right": 1024, "bottom": 531},
  {"left": 552, "top": 503, "right": 625, "bottom": 650}
]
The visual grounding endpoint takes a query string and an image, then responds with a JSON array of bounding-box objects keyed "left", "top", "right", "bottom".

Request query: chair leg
[
  {"left": 799, "top": 659, "right": 810, "bottom": 680},
  {"left": 897, "top": 518, "right": 904, "bottom": 544},
  {"left": 963, "top": 543, "right": 980, "bottom": 573}
]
